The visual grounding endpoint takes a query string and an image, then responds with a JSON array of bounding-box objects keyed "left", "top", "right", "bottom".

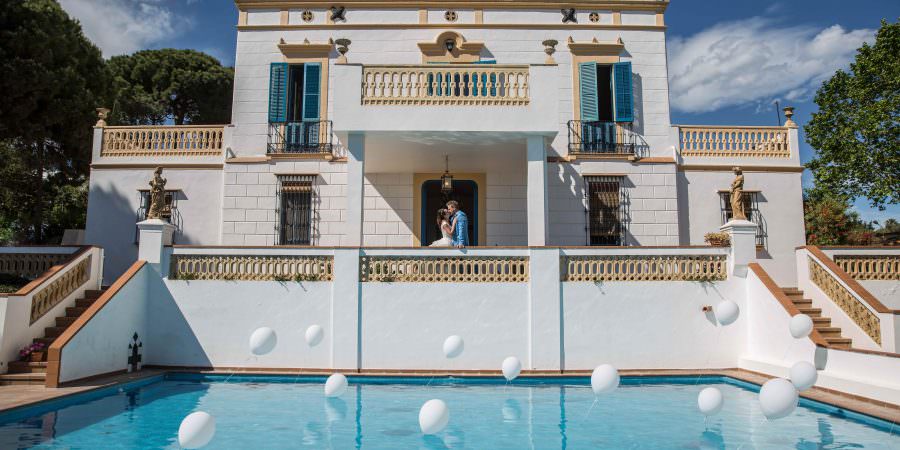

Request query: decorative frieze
[
  {"left": 0, "top": 253, "right": 72, "bottom": 279},
  {"left": 808, "top": 257, "right": 881, "bottom": 344},
  {"left": 360, "top": 256, "right": 529, "bottom": 282},
  {"left": 833, "top": 255, "right": 900, "bottom": 280},
  {"left": 101, "top": 126, "right": 224, "bottom": 157},
  {"left": 170, "top": 255, "right": 334, "bottom": 281},
  {"left": 30, "top": 256, "right": 92, "bottom": 324},
  {"left": 679, "top": 126, "right": 790, "bottom": 158},
  {"left": 362, "top": 65, "right": 530, "bottom": 106},
  {"left": 561, "top": 255, "right": 727, "bottom": 282}
]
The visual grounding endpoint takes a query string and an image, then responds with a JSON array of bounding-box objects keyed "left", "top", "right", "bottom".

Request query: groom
[{"left": 446, "top": 200, "right": 469, "bottom": 248}]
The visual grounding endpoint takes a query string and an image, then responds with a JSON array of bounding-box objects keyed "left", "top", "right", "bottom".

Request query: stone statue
[
  {"left": 147, "top": 167, "right": 167, "bottom": 220},
  {"left": 730, "top": 167, "right": 747, "bottom": 221}
]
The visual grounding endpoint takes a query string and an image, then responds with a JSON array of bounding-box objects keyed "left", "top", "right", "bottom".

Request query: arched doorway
[{"left": 420, "top": 180, "right": 478, "bottom": 246}]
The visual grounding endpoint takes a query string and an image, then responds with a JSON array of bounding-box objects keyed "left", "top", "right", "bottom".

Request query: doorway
[{"left": 421, "top": 180, "right": 478, "bottom": 246}]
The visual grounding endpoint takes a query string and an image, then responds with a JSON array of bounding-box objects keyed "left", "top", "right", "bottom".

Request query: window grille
[
  {"left": 134, "top": 190, "right": 179, "bottom": 244},
  {"left": 277, "top": 175, "right": 315, "bottom": 245},
  {"left": 585, "top": 176, "right": 626, "bottom": 246},
  {"left": 719, "top": 191, "right": 766, "bottom": 247}
]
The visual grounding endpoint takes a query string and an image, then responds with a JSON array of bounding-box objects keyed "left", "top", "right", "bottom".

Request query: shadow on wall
[
  {"left": 146, "top": 271, "right": 212, "bottom": 368},
  {"left": 676, "top": 171, "right": 691, "bottom": 245},
  {"left": 84, "top": 184, "right": 139, "bottom": 282},
  {"left": 552, "top": 163, "right": 587, "bottom": 246}
]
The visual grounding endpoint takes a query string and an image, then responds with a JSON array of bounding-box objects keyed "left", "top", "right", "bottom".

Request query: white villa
[{"left": 0, "top": 0, "right": 897, "bottom": 420}]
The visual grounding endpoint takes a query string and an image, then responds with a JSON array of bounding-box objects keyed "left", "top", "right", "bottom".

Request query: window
[
  {"left": 585, "top": 176, "right": 626, "bottom": 246},
  {"left": 268, "top": 62, "right": 326, "bottom": 153},
  {"left": 719, "top": 191, "right": 766, "bottom": 247},
  {"left": 574, "top": 62, "right": 634, "bottom": 154},
  {"left": 135, "top": 190, "right": 179, "bottom": 243},
  {"left": 277, "top": 175, "right": 315, "bottom": 245}
]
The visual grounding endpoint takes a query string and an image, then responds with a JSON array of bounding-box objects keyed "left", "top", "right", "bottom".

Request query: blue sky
[{"left": 59, "top": 0, "right": 899, "bottom": 224}]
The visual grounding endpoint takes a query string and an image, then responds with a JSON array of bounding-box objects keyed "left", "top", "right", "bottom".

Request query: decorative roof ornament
[
  {"left": 561, "top": 8, "right": 577, "bottom": 24},
  {"left": 330, "top": 6, "right": 347, "bottom": 23},
  {"left": 95, "top": 107, "right": 110, "bottom": 127},
  {"left": 542, "top": 39, "right": 558, "bottom": 64}
]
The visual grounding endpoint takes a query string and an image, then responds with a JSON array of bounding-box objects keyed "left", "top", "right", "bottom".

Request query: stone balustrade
[
  {"left": 561, "top": 254, "right": 727, "bottom": 282},
  {"left": 101, "top": 125, "right": 225, "bottom": 157},
  {"left": 30, "top": 255, "right": 92, "bottom": 325},
  {"left": 678, "top": 126, "right": 790, "bottom": 157},
  {"left": 0, "top": 252, "right": 73, "bottom": 279},
  {"left": 360, "top": 255, "right": 530, "bottom": 282},
  {"left": 362, "top": 65, "right": 530, "bottom": 106},
  {"left": 833, "top": 255, "right": 900, "bottom": 281},
  {"left": 170, "top": 255, "right": 334, "bottom": 281}
]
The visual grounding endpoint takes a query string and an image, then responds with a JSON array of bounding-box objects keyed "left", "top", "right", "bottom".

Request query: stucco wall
[
  {"left": 363, "top": 173, "right": 414, "bottom": 247},
  {"left": 85, "top": 169, "right": 222, "bottom": 280}
]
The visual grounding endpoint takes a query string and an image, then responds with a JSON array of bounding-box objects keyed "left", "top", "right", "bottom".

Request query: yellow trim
[
  {"left": 570, "top": 51, "right": 621, "bottom": 123},
  {"left": 238, "top": 23, "right": 665, "bottom": 31},
  {"left": 235, "top": 2, "right": 670, "bottom": 13},
  {"left": 280, "top": 9, "right": 290, "bottom": 25},
  {"left": 655, "top": 12, "right": 664, "bottom": 26},
  {"left": 474, "top": 9, "right": 483, "bottom": 24},
  {"left": 238, "top": 10, "right": 249, "bottom": 26},
  {"left": 418, "top": 8, "right": 428, "bottom": 23},
  {"left": 418, "top": 31, "right": 485, "bottom": 63},
  {"left": 612, "top": 11, "right": 622, "bottom": 24},
  {"left": 277, "top": 43, "right": 331, "bottom": 122},
  {"left": 412, "top": 173, "right": 487, "bottom": 246}
]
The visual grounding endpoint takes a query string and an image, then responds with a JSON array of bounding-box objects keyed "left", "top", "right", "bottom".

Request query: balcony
[
  {"left": 362, "top": 64, "right": 530, "bottom": 106},
  {"left": 267, "top": 120, "right": 334, "bottom": 157},
  {"left": 567, "top": 121, "right": 640, "bottom": 157},
  {"left": 100, "top": 125, "right": 225, "bottom": 157}
]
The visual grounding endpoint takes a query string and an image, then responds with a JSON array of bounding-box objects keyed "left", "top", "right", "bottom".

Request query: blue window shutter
[
  {"left": 268, "top": 63, "right": 289, "bottom": 123},
  {"left": 301, "top": 63, "right": 321, "bottom": 121},
  {"left": 579, "top": 62, "right": 599, "bottom": 122},
  {"left": 613, "top": 61, "right": 634, "bottom": 122}
]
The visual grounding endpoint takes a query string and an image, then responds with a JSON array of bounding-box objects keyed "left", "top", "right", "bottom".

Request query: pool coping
[{"left": 0, "top": 368, "right": 897, "bottom": 425}]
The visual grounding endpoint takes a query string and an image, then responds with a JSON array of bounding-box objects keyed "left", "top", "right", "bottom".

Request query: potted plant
[
  {"left": 19, "top": 342, "right": 46, "bottom": 362},
  {"left": 704, "top": 232, "right": 731, "bottom": 247}
]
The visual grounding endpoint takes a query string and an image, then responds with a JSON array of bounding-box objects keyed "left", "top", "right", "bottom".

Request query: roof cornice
[{"left": 234, "top": 1, "right": 670, "bottom": 13}]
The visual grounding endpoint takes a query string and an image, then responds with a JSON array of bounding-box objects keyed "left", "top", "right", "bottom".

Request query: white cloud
[
  {"left": 60, "top": 0, "right": 192, "bottom": 57},
  {"left": 667, "top": 18, "right": 874, "bottom": 113}
]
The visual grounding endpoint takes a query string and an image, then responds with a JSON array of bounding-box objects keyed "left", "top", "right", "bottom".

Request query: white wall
[
  {"left": 57, "top": 262, "right": 149, "bottom": 384},
  {"left": 85, "top": 169, "right": 223, "bottom": 280},
  {"left": 363, "top": 173, "right": 413, "bottom": 247},
  {"left": 678, "top": 170, "right": 805, "bottom": 285},
  {"left": 859, "top": 280, "right": 900, "bottom": 309}
]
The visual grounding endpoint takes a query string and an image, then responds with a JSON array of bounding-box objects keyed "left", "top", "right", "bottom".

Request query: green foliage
[
  {"left": 0, "top": 0, "right": 109, "bottom": 243},
  {"left": 109, "top": 49, "right": 234, "bottom": 125},
  {"left": 803, "top": 188, "right": 875, "bottom": 245},
  {"left": 805, "top": 19, "right": 900, "bottom": 210},
  {"left": 0, "top": 274, "right": 31, "bottom": 294}
]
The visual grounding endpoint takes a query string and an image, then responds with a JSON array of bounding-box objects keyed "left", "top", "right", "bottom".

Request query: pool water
[{"left": 0, "top": 374, "right": 896, "bottom": 449}]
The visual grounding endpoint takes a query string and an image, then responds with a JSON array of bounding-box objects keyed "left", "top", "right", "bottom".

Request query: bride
[{"left": 429, "top": 208, "right": 454, "bottom": 247}]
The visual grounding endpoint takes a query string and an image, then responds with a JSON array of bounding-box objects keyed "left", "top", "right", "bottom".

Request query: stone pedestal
[
  {"left": 137, "top": 219, "right": 175, "bottom": 265},
  {"left": 720, "top": 219, "right": 758, "bottom": 277}
]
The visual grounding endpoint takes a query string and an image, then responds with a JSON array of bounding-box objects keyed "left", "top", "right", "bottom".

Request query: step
[
  {"left": 75, "top": 298, "right": 96, "bottom": 308},
  {"left": 782, "top": 288, "right": 803, "bottom": 294},
  {"left": 56, "top": 316, "right": 77, "bottom": 327},
  {"left": 796, "top": 307, "right": 822, "bottom": 318},
  {"left": 43, "top": 326, "right": 67, "bottom": 339},
  {"left": 83, "top": 290, "right": 105, "bottom": 299},
  {"left": 812, "top": 317, "right": 831, "bottom": 326},
  {"left": 791, "top": 298, "right": 813, "bottom": 307},
  {"left": 65, "top": 306, "right": 87, "bottom": 317},
  {"left": 826, "top": 337, "right": 852, "bottom": 349},
  {"left": 7, "top": 361, "right": 47, "bottom": 374},
  {"left": 814, "top": 327, "right": 844, "bottom": 338},
  {"left": 0, "top": 373, "right": 46, "bottom": 386},
  {"left": 32, "top": 337, "right": 55, "bottom": 347}
]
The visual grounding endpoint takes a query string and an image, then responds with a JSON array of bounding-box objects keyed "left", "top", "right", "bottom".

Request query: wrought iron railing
[
  {"left": 268, "top": 120, "right": 333, "bottom": 155},
  {"left": 568, "top": 121, "right": 637, "bottom": 155}
]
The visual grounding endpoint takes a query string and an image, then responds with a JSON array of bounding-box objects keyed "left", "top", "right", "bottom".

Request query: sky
[{"left": 58, "top": 0, "right": 899, "bottom": 224}]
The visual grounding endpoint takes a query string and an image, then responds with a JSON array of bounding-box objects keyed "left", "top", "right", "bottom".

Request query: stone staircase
[
  {"left": 782, "top": 287, "right": 852, "bottom": 349},
  {"left": 0, "top": 288, "right": 106, "bottom": 386}
]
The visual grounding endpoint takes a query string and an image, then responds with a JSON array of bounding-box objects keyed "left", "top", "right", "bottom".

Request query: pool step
[
  {"left": 3, "top": 287, "right": 107, "bottom": 385},
  {"left": 782, "top": 288, "right": 852, "bottom": 350}
]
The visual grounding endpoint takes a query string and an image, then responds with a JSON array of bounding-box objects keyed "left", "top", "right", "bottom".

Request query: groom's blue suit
[{"left": 451, "top": 210, "right": 470, "bottom": 247}]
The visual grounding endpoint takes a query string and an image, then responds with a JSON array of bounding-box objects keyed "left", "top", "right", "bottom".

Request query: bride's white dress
[{"left": 429, "top": 220, "right": 453, "bottom": 247}]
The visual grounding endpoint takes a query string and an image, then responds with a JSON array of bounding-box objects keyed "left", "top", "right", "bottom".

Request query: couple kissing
[{"left": 430, "top": 200, "right": 469, "bottom": 248}]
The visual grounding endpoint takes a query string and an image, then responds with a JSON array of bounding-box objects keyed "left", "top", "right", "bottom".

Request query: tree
[
  {"left": 0, "top": 0, "right": 110, "bottom": 243},
  {"left": 803, "top": 188, "right": 875, "bottom": 245},
  {"left": 109, "top": 49, "right": 234, "bottom": 125},
  {"left": 805, "top": 19, "right": 900, "bottom": 210}
]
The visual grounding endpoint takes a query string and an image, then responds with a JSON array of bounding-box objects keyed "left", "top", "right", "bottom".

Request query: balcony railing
[
  {"left": 568, "top": 121, "right": 637, "bottom": 155},
  {"left": 268, "top": 120, "right": 333, "bottom": 155},
  {"left": 101, "top": 125, "right": 224, "bottom": 157},
  {"left": 362, "top": 64, "right": 530, "bottom": 106},
  {"left": 678, "top": 125, "right": 790, "bottom": 157}
]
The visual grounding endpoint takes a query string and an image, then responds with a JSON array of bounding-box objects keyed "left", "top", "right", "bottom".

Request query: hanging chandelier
[{"left": 441, "top": 155, "right": 453, "bottom": 194}]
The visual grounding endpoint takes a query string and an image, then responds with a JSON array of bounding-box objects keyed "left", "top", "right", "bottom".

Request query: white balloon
[
  {"left": 305, "top": 325, "right": 324, "bottom": 347},
  {"left": 759, "top": 378, "right": 799, "bottom": 420},
  {"left": 591, "top": 364, "right": 620, "bottom": 395},
  {"left": 790, "top": 361, "right": 818, "bottom": 391},
  {"left": 418, "top": 399, "right": 450, "bottom": 434},
  {"left": 178, "top": 411, "right": 216, "bottom": 449},
  {"left": 324, "top": 373, "right": 348, "bottom": 397},
  {"left": 442, "top": 335, "right": 464, "bottom": 359},
  {"left": 249, "top": 327, "right": 277, "bottom": 356},
  {"left": 697, "top": 387, "right": 724, "bottom": 416},
  {"left": 501, "top": 356, "right": 522, "bottom": 381},
  {"left": 714, "top": 300, "right": 740, "bottom": 326},
  {"left": 789, "top": 314, "right": 814, "bottom": 339}
]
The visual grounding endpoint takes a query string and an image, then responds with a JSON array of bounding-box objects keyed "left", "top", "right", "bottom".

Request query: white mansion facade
[{"left": 84, "top": 0, "right": 805, "bottom": 284}]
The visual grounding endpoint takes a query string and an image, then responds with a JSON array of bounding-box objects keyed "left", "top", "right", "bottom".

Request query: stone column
[
  {"left": 526, "top": 135, "right": 549, "bottom": 246},
  {"left": 720, "top": 220, "right": 758, "bottom": 277},
  {"left": 137, "top": 219, "right": 175, "bottom": 265},
  {"left": 344, "top": 133, "right": 365, "bottom": 246},
  {"left": 528, "top": 247, "right": 562, "bottom": 370},
  {"left": 331, "top": 248, "right": 361, "bottom": 370}
]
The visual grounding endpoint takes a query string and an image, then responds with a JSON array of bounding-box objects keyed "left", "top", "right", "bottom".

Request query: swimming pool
[{"left": 0, "top": 374, "right": 896, "bottom": 449}]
